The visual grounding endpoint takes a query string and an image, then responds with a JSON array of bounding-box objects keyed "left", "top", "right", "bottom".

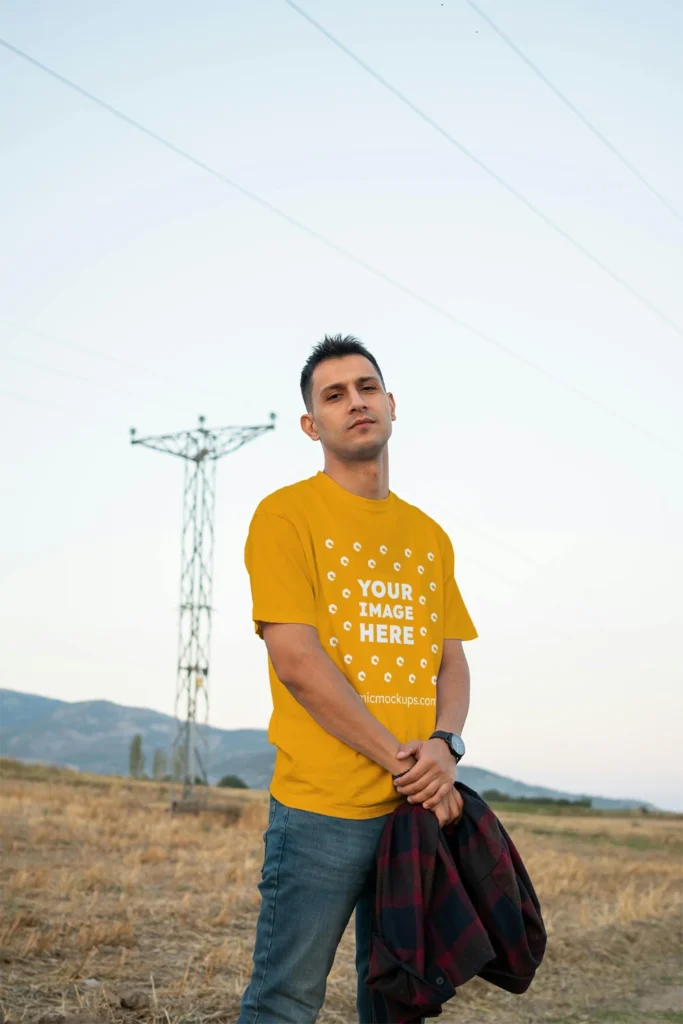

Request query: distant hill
[
  {"left": 0, "top": 688, "right": 270, "bottom": 781},
  {"left": 0, "top": 688, "right": 654, "bottom": 810}
]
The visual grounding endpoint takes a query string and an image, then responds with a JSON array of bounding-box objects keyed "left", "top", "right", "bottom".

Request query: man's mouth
[{"left": 350, "top": 418, "right": 374, "bottom": 429}]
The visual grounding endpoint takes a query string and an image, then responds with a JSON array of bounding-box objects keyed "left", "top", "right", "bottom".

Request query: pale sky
[{"left": 1, "top": 1, "right": 682, "bottom": 810}]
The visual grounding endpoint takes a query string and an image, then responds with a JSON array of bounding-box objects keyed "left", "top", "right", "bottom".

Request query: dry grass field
[{"left": 1, "top": 759, "right": 681, "bottom": 1024}]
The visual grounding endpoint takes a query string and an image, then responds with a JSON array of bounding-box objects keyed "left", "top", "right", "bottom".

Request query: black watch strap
[{"left": 430, "top": 730, "right": 463, "bottom": 763}]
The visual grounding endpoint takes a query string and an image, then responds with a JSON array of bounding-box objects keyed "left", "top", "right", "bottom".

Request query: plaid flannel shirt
[{"left": 366, "top": 782, "right": 547, "bottom": 1024}]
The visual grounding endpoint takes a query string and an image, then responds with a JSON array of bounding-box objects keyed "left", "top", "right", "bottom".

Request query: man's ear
[
  {"left": 387, "top": 392, "right": 397, "bottom": 421},
  {"left": 300, "top": 411, "right": 320, "bottom": 442}
]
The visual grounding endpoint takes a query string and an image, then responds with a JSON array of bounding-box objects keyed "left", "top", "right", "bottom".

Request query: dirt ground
[{"left": 1, "top": 761, "right": 681, "bottom": 1023}]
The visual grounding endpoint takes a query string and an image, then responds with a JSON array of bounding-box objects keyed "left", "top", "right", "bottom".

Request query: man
[{"left": 237, "top": 335, "right": 478, "bottom": 1024}]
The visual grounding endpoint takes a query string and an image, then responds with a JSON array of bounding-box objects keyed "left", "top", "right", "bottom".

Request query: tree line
[
  {"left": 482, "top": 788, "right": 592, "bottom": 808},
  {"left": 128, "top": 734, "right": 247, "bottom": 788}
]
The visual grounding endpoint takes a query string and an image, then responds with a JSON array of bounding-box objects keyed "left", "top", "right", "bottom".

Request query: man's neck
[{"left": 323, "top": 451, "right": 390, "bottom": 501}]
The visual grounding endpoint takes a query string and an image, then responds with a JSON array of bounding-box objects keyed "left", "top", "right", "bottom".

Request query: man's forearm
[
  {"left": 281, "top": 646, "right": 414, "bottom": 776},
  {"left": 435, "top": 643, "right": 471, "bottom": 735}
]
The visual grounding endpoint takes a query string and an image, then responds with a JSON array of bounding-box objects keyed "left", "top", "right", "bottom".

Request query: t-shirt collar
[{"left": 313, "top": 470, "right": 396, "bottom": 515}]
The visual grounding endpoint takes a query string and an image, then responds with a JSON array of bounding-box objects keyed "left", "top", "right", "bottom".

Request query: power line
[
  {"left": 3, "top": 356, "right": 538, "bottom": 576},
  {"left": 3, "top": 352, "right": 96, "bottom": 387},
  {"left": 4, "top": 352, "right": 539, "bottom": 580},
  {"left": 464, "top": 0, "right": 683, "bottom": 224},
  {"left": 1, "top": 350, "right": 187, "bottom": 411},
  {"left": 455, "top": 554, "right": 525, "bottom": 590},
  {"left": 455, "top": 519, "right": 543, "bottom": 570},
  {"left": 2, "top": 362, "right": 534, "bottom": 578},
  {"left": 1, "top": 320, "right": 234, "bottom": 402},
  {"left": 1, "top": 38, "right": 681, "bottom": 459},
  {"left": 0, "top": 388, "right": 77, "bottom": 414},
  {"left": 283, "top": 0, "right": 683, "bottom": 337}
]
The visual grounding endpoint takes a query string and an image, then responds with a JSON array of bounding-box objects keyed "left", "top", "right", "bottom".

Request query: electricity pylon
[{"left": 130, "top": 413, "right": 276, "bottom": 807}]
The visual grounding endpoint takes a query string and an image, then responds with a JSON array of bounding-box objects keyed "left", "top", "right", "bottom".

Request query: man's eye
[
  {"left": 363, "top": 385, "right": 376, "bottom": 391},
  {"left": 327, "top": 394, "right": 340, "bottom": 401}
]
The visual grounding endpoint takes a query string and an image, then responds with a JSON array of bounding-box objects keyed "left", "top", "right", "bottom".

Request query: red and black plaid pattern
[{"left": 366, "top": 782, "right": 546, "bottom": 1023}]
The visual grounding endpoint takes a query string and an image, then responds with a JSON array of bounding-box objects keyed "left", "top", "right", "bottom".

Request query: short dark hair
[{"left": 300, "top": 334, "right": 386, "bottom": 411}]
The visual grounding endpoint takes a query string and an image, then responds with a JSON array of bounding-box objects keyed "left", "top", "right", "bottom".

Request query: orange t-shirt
[{"left": 244, "top": 471, "right": 477, "bottom": 818}]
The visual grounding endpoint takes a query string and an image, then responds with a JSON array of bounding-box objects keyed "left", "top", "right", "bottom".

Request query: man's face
[{"left": 301, "top": 354, "right": 396, "bottom": 462}]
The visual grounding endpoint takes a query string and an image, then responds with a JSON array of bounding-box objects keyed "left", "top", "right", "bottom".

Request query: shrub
[{"left": 217, "top": 774, "right": 248, "bottom": 789}]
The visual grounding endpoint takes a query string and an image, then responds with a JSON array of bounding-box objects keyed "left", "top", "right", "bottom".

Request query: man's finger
[
  {"left": 396, "top": 771, "right": 438, "bottom": 796},
  {"left": 396, "top": 758, "right": 442, "bottom": 786},
  {"left": 396, "top": 739, "right": 422, "bottom": 759},
  {"left": 423, "top": 781, "right": 452, "bottom": 809},
  {"left": 407, "top": 779, "right": 441, "bottom": 804},
  {"left": 447, "top": 802, "right": 464, "bottom": 826},
  {"left": 394, "top": 762, "right": 431, "bottom": 789},
  {"left": 398, "top": 767, "right": 454, "bottom": 797},
  {"left": 437, "top": 804, "right": 458, "bottom": 828},
  {"left": 437, "top": 804, "right": 460, "bottom": 828},
  {"left": 449, "top": 793, "right": 464, "bottom": 824}
]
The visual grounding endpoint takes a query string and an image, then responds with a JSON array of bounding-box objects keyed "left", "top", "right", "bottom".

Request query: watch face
[{"left": 450, "top": 734, "right": 466, "bottom": 757}]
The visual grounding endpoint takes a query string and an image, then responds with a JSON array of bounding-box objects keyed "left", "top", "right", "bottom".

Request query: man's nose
[{"left": 348, "top": 388, "right": 368, "bottom": 410}]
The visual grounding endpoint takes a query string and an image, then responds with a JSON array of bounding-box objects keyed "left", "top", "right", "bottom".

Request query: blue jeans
[{"left": 237, "top": 794, "right": 390, "bottom": 1023}]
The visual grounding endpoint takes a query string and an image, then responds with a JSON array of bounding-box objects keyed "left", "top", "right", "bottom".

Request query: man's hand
[
  {"left": 392, "top": 737, "right": 456, "bottom": 809},
  {"left": 394, "top": 738, "right": 463, "bottom": 826},
  {"left": 431, "top": 786, "right": 464, "bottom": 828}
]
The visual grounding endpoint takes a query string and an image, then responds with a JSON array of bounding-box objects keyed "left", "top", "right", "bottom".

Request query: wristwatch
[{"left": 430, "top": 730, "right": 466, "bottom": 764}]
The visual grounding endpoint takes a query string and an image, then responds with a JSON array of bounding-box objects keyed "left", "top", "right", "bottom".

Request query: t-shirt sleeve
[
  {"left": 441, "top": 531, "right": 478, "bottom": 641},
  {"left": 244, "top": 512, "right": 317, "bottom": 639}
]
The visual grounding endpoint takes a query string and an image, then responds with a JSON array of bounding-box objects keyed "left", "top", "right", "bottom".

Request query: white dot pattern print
[{"left": 318, "top": 520, "right": 458, "bottom": 708}]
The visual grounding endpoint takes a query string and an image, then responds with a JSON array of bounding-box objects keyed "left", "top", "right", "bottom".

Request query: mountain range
[{"left": 0, "top": 688, "right": 653, "bottom": 809}]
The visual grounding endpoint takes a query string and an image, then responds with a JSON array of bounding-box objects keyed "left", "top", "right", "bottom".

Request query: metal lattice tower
[{"left": 130, "top": 413, "right": 276, "bottom": 806}]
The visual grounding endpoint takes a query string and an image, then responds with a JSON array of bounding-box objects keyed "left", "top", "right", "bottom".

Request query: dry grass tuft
[{"left": 1, "top": 766, "right": 681, "bottom": 1023}]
